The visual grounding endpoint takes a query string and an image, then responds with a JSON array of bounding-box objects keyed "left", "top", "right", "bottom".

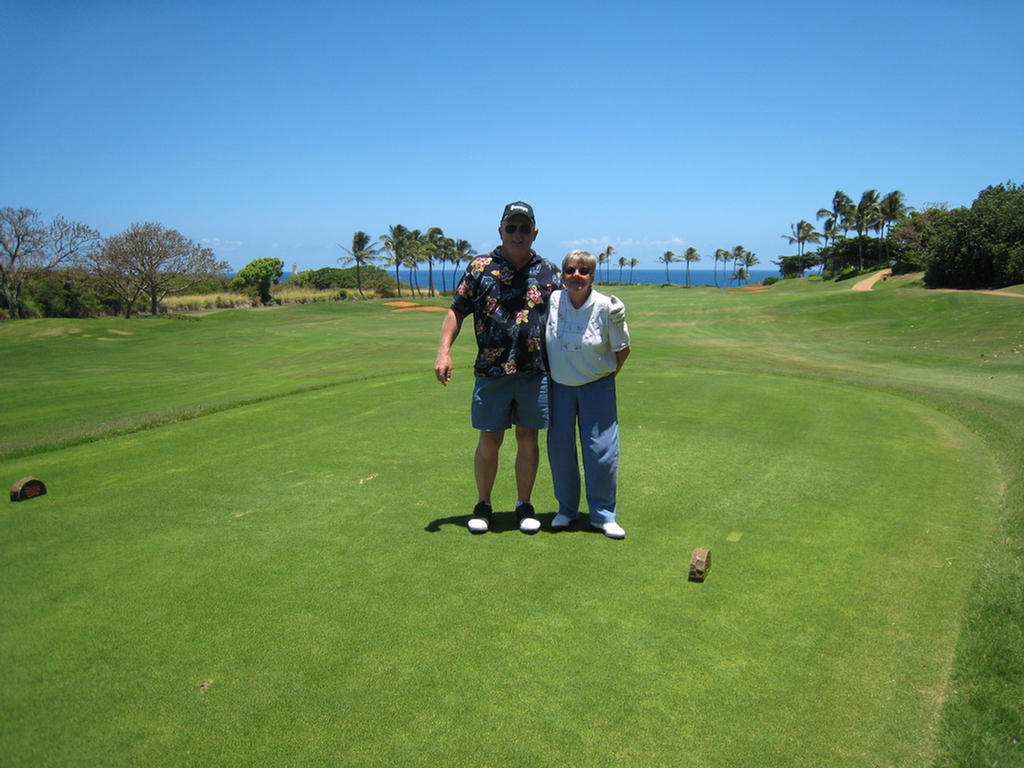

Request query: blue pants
[{"left": 547, "top": 376, "right": 620, "bottom": 524}]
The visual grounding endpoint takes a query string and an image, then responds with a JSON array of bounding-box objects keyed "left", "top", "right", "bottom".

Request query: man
[{"left": 434, "top": 201, "right": 561, "bottom": 534}]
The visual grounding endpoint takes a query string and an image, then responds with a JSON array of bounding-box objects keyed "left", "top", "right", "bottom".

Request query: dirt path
[
  {"left": 851, "top": 269, "right": 892, "bottom": 291},
  {"left": 851, "top": 269, "right": 1024, "bottom": 298}
]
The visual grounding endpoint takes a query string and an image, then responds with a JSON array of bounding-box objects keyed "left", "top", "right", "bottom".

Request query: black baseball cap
[{"left": 500, "top": 201, "right": 536, "bottom": 225}]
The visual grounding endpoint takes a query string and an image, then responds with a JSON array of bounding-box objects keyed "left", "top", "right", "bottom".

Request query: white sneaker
[
  {"left": 551, "top": 513, "right": 575, "bottom": 530},
  {"left": 468, "top": 502, "right": 491, "bottom": 534},
  {"left": 592, "top": 521, "right": 626, "bottom": 539},
  {"left": 519, "top": 517, "right": 541, "bottom": 534},
  {"left": 517, "top": 502, "right": 540, "bottom": 534}
]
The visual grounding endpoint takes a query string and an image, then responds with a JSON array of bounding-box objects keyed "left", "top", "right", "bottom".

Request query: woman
[{"left": 545, "top": 250, "right": 631, "bottom": 538}]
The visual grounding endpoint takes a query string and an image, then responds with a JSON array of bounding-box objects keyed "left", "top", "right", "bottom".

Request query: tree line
[
  {"left": 238, "top": 224, "right": 481, "bottom": 303},
  {"left": 0, "top": 208, "right": 227, "bottom": 319},
  {"left": 0, "top": 208, "right": 481, "bottom": 318},
  {"left": 656, "top": 246, "right": 760, "bottom": 287},
  {"left": 346, "top": 225, "right": 476, "bottom": 299},
  {"left": 8, "top": 183, "right": 1020, "bottom": 319},
  {"left": 775, "top": 182, "right": 1024, "bottom": 288}
]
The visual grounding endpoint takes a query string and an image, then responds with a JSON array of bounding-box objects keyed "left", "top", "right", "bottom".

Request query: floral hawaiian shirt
[{"left": 450, "top": 248, "right": 561, "bottom": 378}]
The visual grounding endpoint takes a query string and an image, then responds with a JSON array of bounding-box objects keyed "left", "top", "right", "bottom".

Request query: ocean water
[
  {"left": 596, "top": 267, "right": 780, "bottom": 286},
  {"left": 409, "top": 266, "right": 782, "bottom": 294},
  {"left": 269, "top": 265, "right": 781, "bottom": 289}
]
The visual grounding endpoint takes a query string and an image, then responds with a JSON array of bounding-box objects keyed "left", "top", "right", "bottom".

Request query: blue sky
[{"left": 3, "top": 0, "right": 1022, "bottom": 273}]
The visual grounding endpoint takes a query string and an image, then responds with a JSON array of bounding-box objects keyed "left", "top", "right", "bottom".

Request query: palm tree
[
  {"left": 816, "top": 207, "right": 837, "bottom": 249},
  {"left": 406, "top": 229, "right": 424, "bottom": 297},
  {"left": 599, "top": 245, "right": 615, "bottom": 283},
  {"left": 831, "top": 190, "right": 855, "bottom": 238},
  {"left": 658, "top": 250, "right": 676, "bottom": 283},
  {"left": 743, "top": 249, "right": 759, "bottom": 284},
  {"left": 424, "top": 226, "right": 445, "bottom": 297},
  {"left": 822, "top": 217, "right": 838, "bottom": 250},
  {"left": 337, "top": 230, "right": 381, "bottom": 298},
  {"left": 731, "top": 245, "right": 745, "bottom": 284},
  {"left": 440, "top": 236, "right": 455, "bottom": 293},
  {"left": 854, "top": 190, "right": 881, "bottom": 270},
  {"left": 452, "top": 238, "right": 475, "bottom": 290},
  {"left": 714, "top": 248, "right": 728, "bottom": 287},
  {"left": 628, "top": 257, "right": 638, "bottom": 284},
  {"left": 380, "top": 224, "right": 410, "bottom": 297},
  {"left": 781, "top": 220, "right": 821, "bottom": 258},
  {"left": 683, "top": 246, "right": 700, "bottom": 287},
  {"left": 879, "top": 190, "right": 911, "bottom": 264},
  {"left": 617, "top": 255, "right": 628, "bottom": 283}
]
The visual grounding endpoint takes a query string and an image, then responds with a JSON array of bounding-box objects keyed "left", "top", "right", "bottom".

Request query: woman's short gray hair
[{"left": 563, "top": 249, "right": 597, "bottom": 273}]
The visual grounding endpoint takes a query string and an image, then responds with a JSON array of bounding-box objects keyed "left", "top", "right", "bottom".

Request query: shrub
[
  {"left": 919, "top": 183, "right": 1024, "bottom": 289},
  {"left": 289, "top": 265, "right": 397, "bottom": 295},
  {"left": 186, "top": 273, "right": 233, "bottom": 294},
  {"left": 230, "top": 257, "right": 284, "bottom": 304},
  {"left": 762, "top": 276, "right": 779, "bottom": 286},
  {"left": 817, "top": 236, "right": 887, "bottom": 276},
  {"left": 835, "top": 267, "right": 861, "bottom": 282},
  {"left": 21, "top": 268, "right": 117, "bottom": 318},
  {"left": 774, "top": 254, "right": 821, "bottom": 278},
  {"left": 889, "top": 207, "right": 946, "bottom": 274}
]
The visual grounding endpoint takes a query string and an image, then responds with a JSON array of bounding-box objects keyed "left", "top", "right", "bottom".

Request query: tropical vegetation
[
  {"left": 5, "top": 180, "right": 1022, "bottom": 319},
  {"left": 0, "top": 212, "right": 484, "bottom": 318},
  {"left": 775, "top": 182, "right": 1023, "bottom": 289},
  {"left": 337, "top": 230, "right": 381, "bottom": 298}
]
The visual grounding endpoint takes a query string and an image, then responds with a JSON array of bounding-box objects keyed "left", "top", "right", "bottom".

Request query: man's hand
[
  {"left": 608, "top": 295, "right": 626, "bottom": 324},
  {"left": 435, "top": 352, "right": 453, "bottom": 386},
  {"left": 435, "top": 308, "right": 464, "bottom": 386}
]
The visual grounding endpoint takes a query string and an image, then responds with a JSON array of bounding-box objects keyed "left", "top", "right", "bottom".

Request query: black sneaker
[
  {"left": 516, "top": 502, "right": 540, "bottom": 534},
  {"left": 468, "top": 501, "right": 492, "bottom": 534}
]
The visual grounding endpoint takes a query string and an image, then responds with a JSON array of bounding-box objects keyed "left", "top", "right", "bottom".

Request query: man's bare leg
[
  {"left": 514, "top": 426, "right": 539, "bottom": 503},
  {"left": 467, "top": 430, "right": 504, "bottom": 533},
  {"left": 513, "top": 426, "right": 541, "bottom": 533},
  {"left": 474, "top": 430, "right": 504, "bottom": 504}
]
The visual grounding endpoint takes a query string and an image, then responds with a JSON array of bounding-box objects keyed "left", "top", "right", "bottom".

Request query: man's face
[{"left": 499, "top": 215, "right": 537, "bottom": 262}]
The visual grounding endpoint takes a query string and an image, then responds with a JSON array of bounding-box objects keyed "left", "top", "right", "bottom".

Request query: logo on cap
[{"left": 501, "top": 201, "right": 535, "bottom": 224}]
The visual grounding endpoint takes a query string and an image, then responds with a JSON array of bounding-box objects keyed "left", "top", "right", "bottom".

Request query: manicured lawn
[{"left": 1, "top": 282, "right": 1021, "bottom": 766}]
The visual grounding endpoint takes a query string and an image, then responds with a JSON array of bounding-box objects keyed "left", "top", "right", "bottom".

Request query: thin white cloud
[
  {"left": 557, "top": 236, "right": 687, "bottom": 250},
  {"left": 202, "top": 237, "right": 244, "bottom": 252}
]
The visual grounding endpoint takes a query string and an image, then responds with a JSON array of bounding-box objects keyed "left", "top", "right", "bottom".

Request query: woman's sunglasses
[
  {"left": 563, "top": 265, "right": 592, "bottom": 276},
  {"left": 503, "top": 223, "right": 534, "bottom": 234}
]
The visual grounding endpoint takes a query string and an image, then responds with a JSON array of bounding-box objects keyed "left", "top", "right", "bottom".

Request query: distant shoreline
[{"left": 581, "top": 267, "right": 780, "bottom": 286}]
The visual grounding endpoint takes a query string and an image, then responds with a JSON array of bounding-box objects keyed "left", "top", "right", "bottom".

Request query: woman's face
[{"left": 563, "top": 260, "right": 595, "bottom": 294}]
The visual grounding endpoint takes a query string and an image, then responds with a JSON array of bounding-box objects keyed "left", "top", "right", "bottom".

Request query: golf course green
[{"left": 2, "top": 275, "right": 1021, "bottom": 766}]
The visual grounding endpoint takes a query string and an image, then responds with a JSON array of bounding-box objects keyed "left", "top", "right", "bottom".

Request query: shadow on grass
[{"left": 424, "top": 511, "right": 607, "bottom": 535}]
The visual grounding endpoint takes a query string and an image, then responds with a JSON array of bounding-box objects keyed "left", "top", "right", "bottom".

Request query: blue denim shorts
[{"left": 471, "top": 373, "right": 549, "bottom": 431}]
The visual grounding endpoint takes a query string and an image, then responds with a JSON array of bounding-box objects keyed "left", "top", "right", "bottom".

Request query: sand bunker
[{"left": 384, "top": 300, "right": 448, "bottom": 312}]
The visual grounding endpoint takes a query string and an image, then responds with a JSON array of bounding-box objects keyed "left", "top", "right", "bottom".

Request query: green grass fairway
[{"left": 2, "top": 282, "right": 1022, "bottom": 766}]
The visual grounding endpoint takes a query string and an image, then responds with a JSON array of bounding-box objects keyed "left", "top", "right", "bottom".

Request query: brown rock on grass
[{"left": 689, "top": 547, "right": 711, "bottom": 582}]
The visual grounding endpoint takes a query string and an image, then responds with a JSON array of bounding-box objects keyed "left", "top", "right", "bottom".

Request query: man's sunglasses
[
  {"left": 503, "top": 223, "right": 534, "bottom": 234},
  {"left": 563, "top": 265, "right": 592, "bottom": 276}
]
